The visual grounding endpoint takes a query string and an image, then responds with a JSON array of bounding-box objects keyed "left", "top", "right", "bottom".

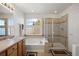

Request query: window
[
  {"left": 26, "top": 19, "right": 38, "bottom": 27},
  {"left": 0, "top": 19, "right": 7, "bottom": 36},
  {"left": 0, "top": 28, "right": 5, "bottom": 35},
  {"left": 0, "top": 20, "right": 5, "bottom": 26}
]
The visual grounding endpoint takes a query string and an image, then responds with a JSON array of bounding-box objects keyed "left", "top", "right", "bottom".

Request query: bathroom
[{"left": 0, "top": 3, "right": 79, "bottom": 56}]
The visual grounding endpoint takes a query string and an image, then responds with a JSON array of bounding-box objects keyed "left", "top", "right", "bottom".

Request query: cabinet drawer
[
  {"left": 7, "top": 44, "right": 17, "bottom": 56},
  {"left": 0, "top": 51, "right": 6, "bottom": 56},
  {"left": 9, "top": 49, "right": 17, "bottom": 56}
]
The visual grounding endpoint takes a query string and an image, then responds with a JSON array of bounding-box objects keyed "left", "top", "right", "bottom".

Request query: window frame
[{"left": 0, "top": 18, "right": 8, "bottom": 36}]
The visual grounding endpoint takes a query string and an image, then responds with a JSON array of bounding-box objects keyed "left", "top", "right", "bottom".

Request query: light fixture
[
  {"left": 54, "top": 10, "right": 57, "bottom": 14},
  {"left": 0, "top": 3, "right": 15, "bottom": 13},
  {"left": 32, "top": 10, "right": 34, "bottom": 12}
]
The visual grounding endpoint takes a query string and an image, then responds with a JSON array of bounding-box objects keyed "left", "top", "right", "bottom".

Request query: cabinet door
[
  {"left": 9, "top": 50, "right": 17, "bottom": 56},
  {"left": 22, "top": 40, "right": 26, "bottom": 56},
  {"left": 0, "top": 51, "right": 6, "bottom": 56},
  {"left": 7, "top": 44, "right": 17, "bottom": 56},
  {"left": 17, "top": 40, "right": 23, "bottom": 56}
]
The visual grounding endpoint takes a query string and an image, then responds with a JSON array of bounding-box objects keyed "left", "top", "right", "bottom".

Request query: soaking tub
[{"left": 25, "top": 36, "right": 48, "bottom": 52}]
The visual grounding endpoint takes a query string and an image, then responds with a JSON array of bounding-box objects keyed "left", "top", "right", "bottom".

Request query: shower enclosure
[
  {"left": 44, "top": 15, "right": 68, "bottom": 52},
  {"left": 43, "top": 18, "right": 53, "bottom": 42},
  {"left": 53, "top": 15, "right": 68, "bottom": 50}
]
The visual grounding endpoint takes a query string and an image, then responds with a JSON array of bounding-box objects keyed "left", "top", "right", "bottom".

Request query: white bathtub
[{"left": 25, "top": 36, "right": 48, "bottom": 52}]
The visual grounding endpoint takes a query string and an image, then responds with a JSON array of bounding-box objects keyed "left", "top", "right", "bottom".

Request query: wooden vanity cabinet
[
  {"left": 0, "top": 39, "right": 26, "bottom": 56},
  {"left": 0, "top": 51, "right": 6, "bottom": 56}
]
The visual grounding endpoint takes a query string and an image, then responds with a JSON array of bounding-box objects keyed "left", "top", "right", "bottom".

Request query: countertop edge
[{"left": 0, "top": 37, "right": 25, "bottom": 53}]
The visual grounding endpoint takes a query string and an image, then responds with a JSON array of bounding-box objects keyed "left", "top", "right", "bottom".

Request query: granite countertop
[{"left": 0, "top": 36, "right": 25, "bottom": 53}]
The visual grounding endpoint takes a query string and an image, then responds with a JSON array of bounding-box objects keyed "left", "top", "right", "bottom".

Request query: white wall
[
  {"left": 59, "top": 4, "right": 79, "bottom": 52},
  {"left": 8, "top": 8, "right": 24, "bottom": 36},
  {"left": 13, "top": 9, "right": 24, "bottom": 24}
]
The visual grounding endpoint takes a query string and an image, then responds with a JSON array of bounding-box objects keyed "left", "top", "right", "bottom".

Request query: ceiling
[{"left": 14, "top": 3, "right": 72, "bottom": 14}]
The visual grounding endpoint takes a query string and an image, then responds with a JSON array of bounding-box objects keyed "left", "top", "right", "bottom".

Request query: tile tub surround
[
  {"left": 25, "top": 36, "right": 48, "bottom": 45},
  {"left": 26, "top": 45, "right": 44, "bottom": 52},
  {"left": 25, "top": 36, "right": 48, "bottom": 52},
  {"left": 0, "top": 36, "right": 25, "bottom": 53}
]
